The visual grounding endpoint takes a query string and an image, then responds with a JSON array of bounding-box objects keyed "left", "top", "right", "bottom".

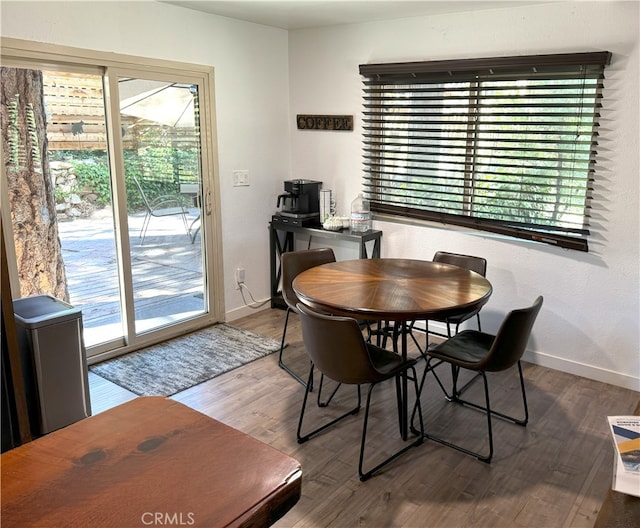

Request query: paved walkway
[{"left": 57, "top": 207, "right": 204, "bottom": 347}]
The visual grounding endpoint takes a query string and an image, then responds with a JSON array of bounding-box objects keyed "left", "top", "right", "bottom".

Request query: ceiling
[{"left": 162, "top": 1, "right": 546, "bottom": 30}]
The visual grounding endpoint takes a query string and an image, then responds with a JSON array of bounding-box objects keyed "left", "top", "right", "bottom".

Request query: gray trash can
[{"left": 14, "top": 294, "right": 92, "bottom": 436}]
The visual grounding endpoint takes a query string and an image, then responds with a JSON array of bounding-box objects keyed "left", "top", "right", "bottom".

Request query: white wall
[
  {"left": 2, "top": 1, "right": 638, "bottom": 390},
  {"left": 0, "top": 0, "right": 291, "bottom": 321},
  {"left": 288, "top": 1, "right": 640, "bottom": 390}
]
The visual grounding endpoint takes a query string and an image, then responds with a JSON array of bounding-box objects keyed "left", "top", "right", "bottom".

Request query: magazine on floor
[{"left": 607, "top": 415, "right": 640, "bottom": 497}]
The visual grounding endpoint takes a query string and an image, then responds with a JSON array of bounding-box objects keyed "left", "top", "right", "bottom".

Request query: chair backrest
[
  {"left": 433, "top": 251, "right": 487, "bottom": 277},
  {"left": 281, "top": 248, "right": 336, "bottom": 310},
  {"left": 482, "top": 296, "right": 543, "bottom": 372},
  {"left": 296, "top": 303, "right": 380, "bottom": 385},
  {"left": 131, "top": 175, "right": 153, "bottom": 212}
]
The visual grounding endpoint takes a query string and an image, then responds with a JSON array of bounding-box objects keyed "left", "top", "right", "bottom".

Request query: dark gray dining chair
[
  {"left": 378, "top": 251, "right": 488, "bottom": 353},
  {"left": 430, "top": 251, "right": 488, "bottom": 337},
  {"left": 412, "top": 296, "right": 543, "bottom": 463},
  {"left": 407, "top": 251, "right": 488, "bottom": 398},
  {"left": 279, "top": 248, "right": 336, "bottom": 387},
  {"left": 296, "top": 302, "right": 424, "bottom": 481}
]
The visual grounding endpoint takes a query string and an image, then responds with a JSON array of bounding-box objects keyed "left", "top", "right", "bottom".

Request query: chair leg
[
  {"left": 476, "top": 361, "right": 528, "bottom": 426},
  {"left": 416, "top": 361, "right": 529, "bottom": 463},
  {"left": 412, "top": 320, "right": 459, "bottom": 400},
  {"left": 518, "top": 361, "right": 529, "bottom": 425},
  {"left": 428, "top": 360, "right": 454, "bottom": 399},
  {"left": 359, "top": 367, "right": 424, "bottom": 481},
  {"left": 411, "top": 356, "right": 435, "bottom": 433},
  {"left": 395, "top": 375, "right": 403, "bottom": 437},
  {"left": 451, "top": 316, "right": 483, "bottom": 398},
  {"left": 450, "top": 364, "right": 460, "bottom": 400},
  {"left": 416, "top": 367, "right": 494, "bottom": 463},
  {"left": 451, "top": 367, "right": 483, "bottom": 400},
  {"left": 453, "top": 363, "right": 528, "bottom": 426},
  {"left": 139, "top": 212, "right": 151, "bottom": 245},
  {"left": 297, "top": 365, "right": 361, "bottom": 444},
  {"left": 408, "top": 322, "right": 455, "bottom": 401},
  {"left": 408, "top": 321, "right": 426, "bottom": 357},
  {"left": 316, "top": 374, "right": 340, "bottom": 407},
  {"left": 278, "top": 308, "right": 310, "bottom": 389},
  {"left": 180, "top": 211, "right": 189, "bottom": 236},
  {"left": 448, "top": 312, "right": 482, "bottom": 398},
  {"left": 428, "top": 315, "right": 482, "bottom": 400}
]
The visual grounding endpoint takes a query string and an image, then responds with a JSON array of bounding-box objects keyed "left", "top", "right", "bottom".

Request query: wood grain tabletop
[
  {"left": 293, "top": 258, "right": 493, "bottom": 321},
  {"left": 1, "top": 397, "right": 301, "bottom": 528}
]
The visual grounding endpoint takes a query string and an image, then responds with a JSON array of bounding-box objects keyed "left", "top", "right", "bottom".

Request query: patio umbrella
[{"left": 119, "top": 79, "right": 197, "bottom": 128}]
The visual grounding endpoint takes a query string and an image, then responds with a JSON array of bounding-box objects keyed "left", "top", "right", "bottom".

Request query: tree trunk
[{"left": 1, "top": 67, "right": 69, "bottom": 302}]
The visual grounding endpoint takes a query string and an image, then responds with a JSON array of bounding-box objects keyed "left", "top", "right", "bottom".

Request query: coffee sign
[{"left": 297, "top": 115, "right": 353, "bottom": 131}]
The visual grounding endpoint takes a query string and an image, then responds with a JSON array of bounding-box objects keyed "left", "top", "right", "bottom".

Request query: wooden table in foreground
[{"left": 1, "top": 397, "right": 302, "bottom": 528}]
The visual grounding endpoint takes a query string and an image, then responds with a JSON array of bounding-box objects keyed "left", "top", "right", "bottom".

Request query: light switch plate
[{"left": 233, "top": 170, "right": 249, "bottom": 186}]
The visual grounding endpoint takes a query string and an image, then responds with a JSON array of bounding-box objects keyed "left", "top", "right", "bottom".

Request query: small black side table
[{"left": 269, "top": 222, "right": 382, "bottom": 309}]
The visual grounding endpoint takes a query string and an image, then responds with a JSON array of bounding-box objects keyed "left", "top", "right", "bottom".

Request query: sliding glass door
[
  {"left": 114, "top": 73, "right": 207, "bottom": 337},
  {"left": 1, "top": 42, "right": 223, "bottom": 359}
]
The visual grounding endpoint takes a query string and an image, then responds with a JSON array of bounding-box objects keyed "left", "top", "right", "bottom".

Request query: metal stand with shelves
[{"left": 269, "top": 222, "right": 382, "bottom": 309}]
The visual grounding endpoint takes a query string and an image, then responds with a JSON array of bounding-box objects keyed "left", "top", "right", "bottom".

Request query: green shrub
[
  {"left": 74, "top": 161, "right": 111, "bottom": 205},
  {"left": 54, "top": 149, "right": 194, "bottom": 213}
]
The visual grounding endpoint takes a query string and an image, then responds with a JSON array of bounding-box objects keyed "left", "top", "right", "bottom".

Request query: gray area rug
[{"left": 90, "top": 324, "right": 280, "bottom": 396}]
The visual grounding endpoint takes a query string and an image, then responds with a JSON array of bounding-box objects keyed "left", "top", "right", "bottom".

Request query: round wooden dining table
[
  {"left": 292, "top": 258, "right": 492, "bottom": 322},
  {"left": 292, "top": 258, "right": 493, "bottom": 439}
]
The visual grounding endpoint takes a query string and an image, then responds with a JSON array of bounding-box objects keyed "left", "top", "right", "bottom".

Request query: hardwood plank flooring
[{"left": 88, "top": 308, "right": 639, "bottom": 528}]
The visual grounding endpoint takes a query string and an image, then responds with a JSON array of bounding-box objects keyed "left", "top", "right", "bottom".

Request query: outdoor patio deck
[{"left": 58, "top": 207, "right": 205, "bottom": 347}]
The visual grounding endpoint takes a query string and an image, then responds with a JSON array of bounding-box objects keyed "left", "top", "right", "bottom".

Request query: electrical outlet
[{"left": 235, "top": 267, "right": 245, "bottom": 289}]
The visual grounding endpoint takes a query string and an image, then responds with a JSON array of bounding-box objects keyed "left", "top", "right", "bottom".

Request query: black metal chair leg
[
  {"left": 395, "top": 375, "right": 403, "bottom": 437},
  {"left": 468, "top": 361, "right": 528, "bottom": 426},
  {"left": 279, "top": 308, "right": 312, "bottom": 390},
  {"left": 278, "top": 308, "right": 291, "bottom": 364},
  {"left": 408, "top": 322, "right": 425, "bottom": 357},
  {"left": 517, "top": 361, "right": 529, "bottom": 425},
  {"left": 429, "top": 361, "right": 453, "bottom": 399},
  {"left": 415, "top": 361, "right": 529, "bottom": 463},
  {"left": 359, "top": 367, "right": 424, "bottom": 481},
  {"left": 449, "top": 364, "right": 459, "bottom": 400},
  {"left": 316, "top": 374, "right": 341, "bottom": 407},
  {"left": 418, "top": 370, "right": 493, "bottom": 463},
  {"left": 297, "top": 365, "right": 361, "bottom": 444},
  {"left": 411, "top": 356, "right": 432, "bottom": 433},
  {"left": 452, "top": 366, "right": 528, "bottom": 426}
]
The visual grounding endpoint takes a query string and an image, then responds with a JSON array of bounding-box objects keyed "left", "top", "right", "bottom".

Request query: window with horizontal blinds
[{"left": 359, "top": 52, "right": 611, "bottom": 252}]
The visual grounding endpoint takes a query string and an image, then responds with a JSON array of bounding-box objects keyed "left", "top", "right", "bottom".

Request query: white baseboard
[
  {"left": 523, "top": 350, "right": 640, "bottom": 392},
  {"left": 225, "top": 307, "right": 639, "bottom": 392},
  {"left": 226, "top": 299, "right": 272, "bottom": 322}
]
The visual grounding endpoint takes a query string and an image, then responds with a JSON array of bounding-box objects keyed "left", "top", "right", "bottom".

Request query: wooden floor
[{"left": 89, "top": 308, "right": 639, "bottom": 528}]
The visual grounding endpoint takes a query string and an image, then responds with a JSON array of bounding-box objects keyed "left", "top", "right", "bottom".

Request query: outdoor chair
[
  {"left": 296, "top": 302, "right": 424, "bottom": 481},
  {"left": 279, "top": 248, "right": 336, "bottom": 388},
  {"left": 412, "top": 296, "right": 543, "bottom": 463},
  {"left": 132, "top": 175, "right": 190, "bottom": 245}
]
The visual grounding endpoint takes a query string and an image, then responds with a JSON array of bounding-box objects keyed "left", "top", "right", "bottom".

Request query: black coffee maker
[{"left": 274, "top": 179, "right": 322, "bottom": 226}]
